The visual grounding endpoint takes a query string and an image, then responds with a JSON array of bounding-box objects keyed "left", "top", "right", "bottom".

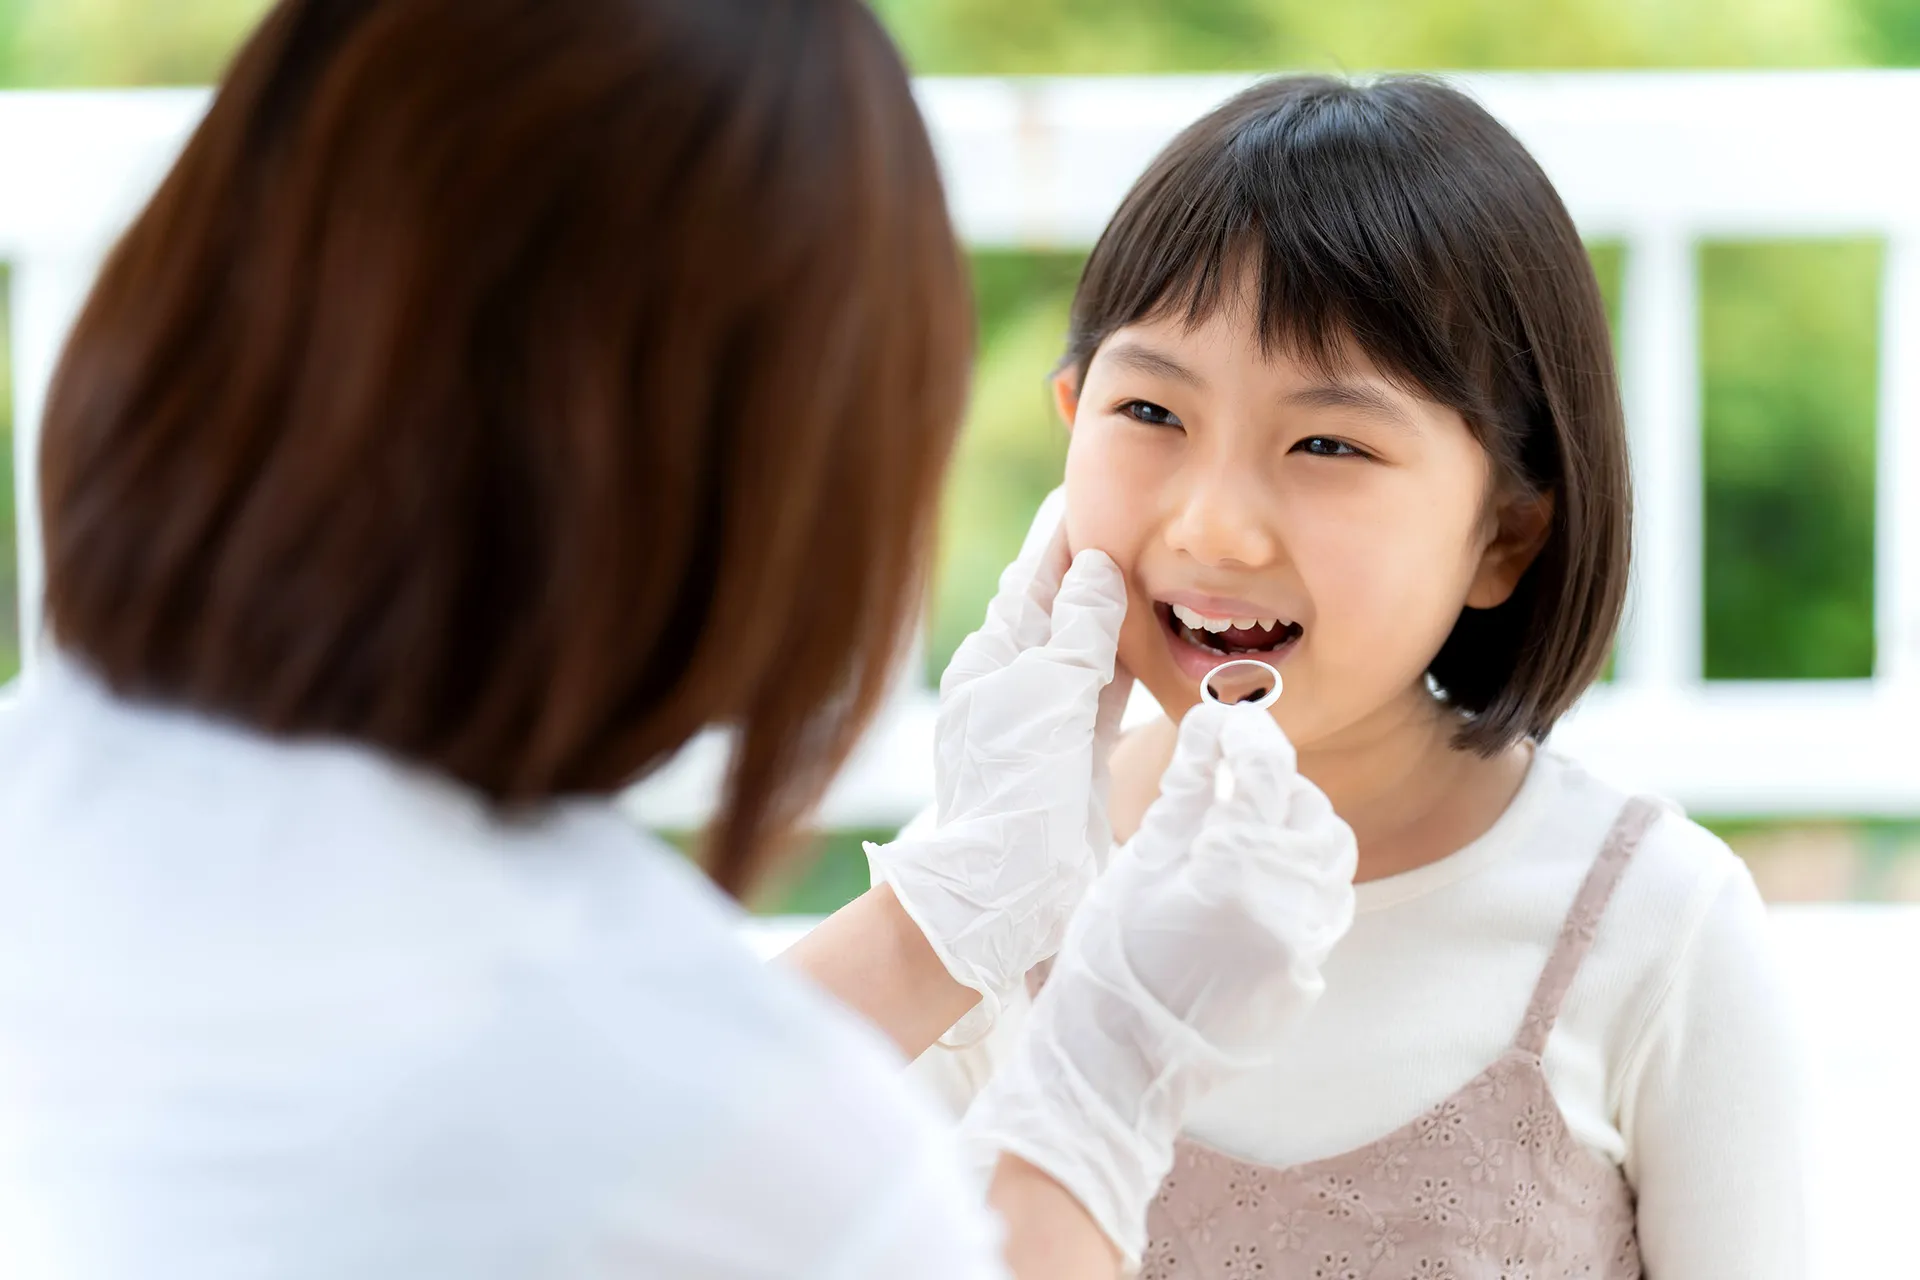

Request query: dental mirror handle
[{"left": 1201, "top": 659, "right": 1282, "bottom": 803}]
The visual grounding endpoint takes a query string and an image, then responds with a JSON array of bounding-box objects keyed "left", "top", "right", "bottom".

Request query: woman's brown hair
[
  {"left": 1063, "top": 75, "right": 1630, "bottom": 753},
  {"left": 38, "top": 0, "right": 971, "bottom": 894}
]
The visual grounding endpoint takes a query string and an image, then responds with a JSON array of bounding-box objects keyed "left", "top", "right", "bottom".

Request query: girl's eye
[
  {"left": 1119, "top": 399, "right": 1183, "bottom": 428},
  {"left": 1294, "top": 436, "right": 1364, "bottom": 458}
]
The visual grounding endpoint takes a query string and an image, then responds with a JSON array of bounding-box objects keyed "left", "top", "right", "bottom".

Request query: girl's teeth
[
  {"left": 1170, "top": 603, "right": 1289, "bottom": 635},
  {"left": 1171, "top": 604, "right": 1223, "bottom": 632}
]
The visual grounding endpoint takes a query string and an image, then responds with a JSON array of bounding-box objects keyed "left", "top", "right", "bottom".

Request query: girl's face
[{"left": 1061, "top": 300, "right": 1547, "bottom": 752}]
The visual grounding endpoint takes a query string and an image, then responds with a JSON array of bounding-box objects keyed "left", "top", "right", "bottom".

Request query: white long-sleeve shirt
[
  {"left": 0, "top": 656, "right": 1006, "bottom": 1279},
  {"left": 912, "top": 748, "right": 1808, "bottom": 1279}
]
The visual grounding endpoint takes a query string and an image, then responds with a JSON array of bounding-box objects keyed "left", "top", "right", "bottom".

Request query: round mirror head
[{"left": 1200, "top": 658, "right": 1282, "bottom": 710}]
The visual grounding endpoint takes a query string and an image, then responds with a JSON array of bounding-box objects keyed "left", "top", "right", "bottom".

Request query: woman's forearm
[
  {"left": 780, "top": 883, "right": 979, "bottom": 1058},
  {"left": 789, "top": 897, "right": 1121, "bottom": 1277},
  {"left": 990, "top": 1154, "right": 1122, "bottom": 1280}
]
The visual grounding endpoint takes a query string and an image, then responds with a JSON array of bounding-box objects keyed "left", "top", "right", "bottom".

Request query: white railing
[{"left": 7, "top": 73, "right": 1920, "bottom": 824}]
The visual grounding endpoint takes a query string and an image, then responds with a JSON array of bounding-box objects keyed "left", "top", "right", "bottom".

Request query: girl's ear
[
  {"left": 1467, "top": 491, "right": 1554, "bottom": 609},
  {"left": 1051, "top": 370, "right": 1080, "bottom": 430}
]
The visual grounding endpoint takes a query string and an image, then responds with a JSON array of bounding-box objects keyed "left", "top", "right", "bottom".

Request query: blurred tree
[
  {"left": 0, "top": 0, "right": 269, "bottom": 86},
  {"left": 873, "top": 0, "right": 1859, "bottom": 73},
  {"left": 1849, "top": 0, "right": 1920, "bottom": 64},
  {"left": 1702, "top": 240, "right": 1880, "bottom": 679},
  {"left": 930, "top": 295, "right": 1073, "bottom": 677},
  {"left": 928, "top": 252, "right": 1084, "bottom": 677}
]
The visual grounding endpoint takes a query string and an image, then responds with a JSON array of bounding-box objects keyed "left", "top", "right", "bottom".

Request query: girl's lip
[
  {"left": 1154, "top": 601, "right": 1302, "bottom": 684},
  {"left": 1155, "top": 589, "right": 1294, "bottom": 622}
]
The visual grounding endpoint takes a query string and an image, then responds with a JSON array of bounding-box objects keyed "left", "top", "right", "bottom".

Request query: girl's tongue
[{"left": 1214, "top": 622, "right": 1280, "bottom": 650}]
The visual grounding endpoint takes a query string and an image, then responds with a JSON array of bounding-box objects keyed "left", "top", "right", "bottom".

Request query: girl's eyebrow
[
  {"left": 1103, "top": 340, "right": 1206, "bottom": 387},
  {"left": 1284, "top": 381, "right": 1421, "bottom": 434}
]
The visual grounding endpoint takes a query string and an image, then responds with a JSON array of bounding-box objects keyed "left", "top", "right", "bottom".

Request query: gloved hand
[
  {"left": 865, "top": 488, "right": 1132, "bottom": 1046},
  {"left": 957, "top": 700, "right": 1358, "bottom": 1264}
]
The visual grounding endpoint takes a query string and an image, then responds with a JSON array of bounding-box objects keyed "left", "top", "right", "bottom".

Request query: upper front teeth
[{"left": 1171, "top": 603, "right": 1285, "bottom": 633}]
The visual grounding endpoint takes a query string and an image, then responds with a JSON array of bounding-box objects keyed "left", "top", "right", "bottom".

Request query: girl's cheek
[
  {"left": 1303, "top": 524, "right": 1479, "bottom": 695},
  {"left": 1063, "top": 427, "right": 1146, "bottom": 563}
]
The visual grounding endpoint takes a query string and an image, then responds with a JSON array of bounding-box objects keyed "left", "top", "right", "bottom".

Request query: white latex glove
[
  {"left": 957, "top": 701, "right": 1358, "bottom": 1264},
  {"left": 865, "top": 488, "right": 1133, "bottom": 1046}
]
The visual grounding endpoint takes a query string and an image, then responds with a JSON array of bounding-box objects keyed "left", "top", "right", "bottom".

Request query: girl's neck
[{"left": 1296, "top": 691, "right": 1535, "bottom": 884}]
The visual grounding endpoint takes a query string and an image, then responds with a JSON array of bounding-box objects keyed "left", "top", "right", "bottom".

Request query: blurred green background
[{"left": 0, "top": 0, "right": 1914, "bottom": 906}]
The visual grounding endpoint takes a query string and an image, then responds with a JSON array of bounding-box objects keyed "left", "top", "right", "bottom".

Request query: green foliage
[
  {"left": 657, "top": 826, "right": 892, "bottom": 916},
  {"left": 1587, "top": 241, "right": 1626, "bottom": 336},
  {"left": 749, "top": 829, "right": 895, "bottom": 917},
  {"left": 872, "top": 0, "right": 1860, "bottom": 73},
  {"left": 1849, "top": 0, "right": 1920, "bottom": 64},
  {"left": 1701, "top": 239, "right": 1881, "bottom": 679},
  {"left": 0, "top": 0, "right": 271, "bottom": 86},
  {"left": 927, "top": 252, "right": 1084, "bottom": 677}
]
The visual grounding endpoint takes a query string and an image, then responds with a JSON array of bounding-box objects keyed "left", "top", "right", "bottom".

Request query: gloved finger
[
  {"left": 989, "top": 491, "right": 1073, "bottom": 644},
  {"left": 1209, "top": 708, "right": 1299, "bottom": 828},
  {"left": 987, "top": 519, "right": 1072, "bottom": 649},
  {"left": 1130, "top": 701, "right": 1231, "bottom": 866},
  {"left": 1092, "top": 661, "right": 1136, "bottom": 756},
  {"left": 1282, "top": 780, "right": 1361, "bottom": 895},
  {"left": 1041, "top": 549, "right": 1127, "bottom": 674},
  {"left": 1283, "top": 778, "right": 1336, "bottom": 833},
  {"left": 1086, "top": 663, "right": 1136, "bottom": 871},
  {"left": 941, "top": 519, "right": 1071, "bottom": 692}
]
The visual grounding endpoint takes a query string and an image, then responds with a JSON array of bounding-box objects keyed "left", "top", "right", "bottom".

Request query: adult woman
[{"left": 0, "top": 1, "right": 1356, "bottom": 1276}]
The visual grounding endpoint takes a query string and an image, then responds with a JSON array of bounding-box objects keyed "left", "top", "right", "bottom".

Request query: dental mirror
[{"left": 1201, "top": 658, "right": 1282, "bottom": 711}]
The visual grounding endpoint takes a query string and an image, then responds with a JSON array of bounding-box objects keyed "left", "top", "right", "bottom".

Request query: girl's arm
[{"left": 1618, "top": 861, "right": 1808, "bottom": 1278}]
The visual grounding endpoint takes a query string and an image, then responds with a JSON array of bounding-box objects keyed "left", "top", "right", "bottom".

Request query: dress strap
[{"left": 1512, "top": 796, "right": 1664, "bottom": 1057}]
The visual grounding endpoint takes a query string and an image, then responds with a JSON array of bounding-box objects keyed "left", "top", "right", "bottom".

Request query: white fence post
[
  {"left": 1615, "top": 227, "right": 1703, "bottom": 692},
  {"left": 1876, "top": 231, "right": 1920, "bottom": 689}
]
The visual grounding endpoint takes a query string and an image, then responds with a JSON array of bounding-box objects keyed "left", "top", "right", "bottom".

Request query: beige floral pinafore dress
[{"left": 1140, "top": 797, "right": 1660, "bottom": 1280}]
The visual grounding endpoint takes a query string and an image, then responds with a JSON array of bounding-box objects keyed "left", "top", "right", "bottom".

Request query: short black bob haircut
[{"left": 1062, "top": 74, "right": 1630, "bottom": 753}]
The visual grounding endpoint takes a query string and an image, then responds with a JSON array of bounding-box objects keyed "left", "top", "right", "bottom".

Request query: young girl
[{"left": 916, "top": 74, "right": 1803, "bottom": 1278}]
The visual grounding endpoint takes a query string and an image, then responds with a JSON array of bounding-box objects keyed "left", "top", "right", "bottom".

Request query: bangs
[{"left": 1067, "top": 75, "right": 1530, "bottom": 438}]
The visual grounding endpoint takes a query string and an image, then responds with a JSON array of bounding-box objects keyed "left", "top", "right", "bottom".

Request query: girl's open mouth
[{"left": 1155, "top": 600, "right": 1303, "bottom": 682}]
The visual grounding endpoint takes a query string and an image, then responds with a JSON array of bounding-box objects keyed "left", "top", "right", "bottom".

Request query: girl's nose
[{"left": 1163, "top": 466, "right": 1281, "bottom": 569}]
